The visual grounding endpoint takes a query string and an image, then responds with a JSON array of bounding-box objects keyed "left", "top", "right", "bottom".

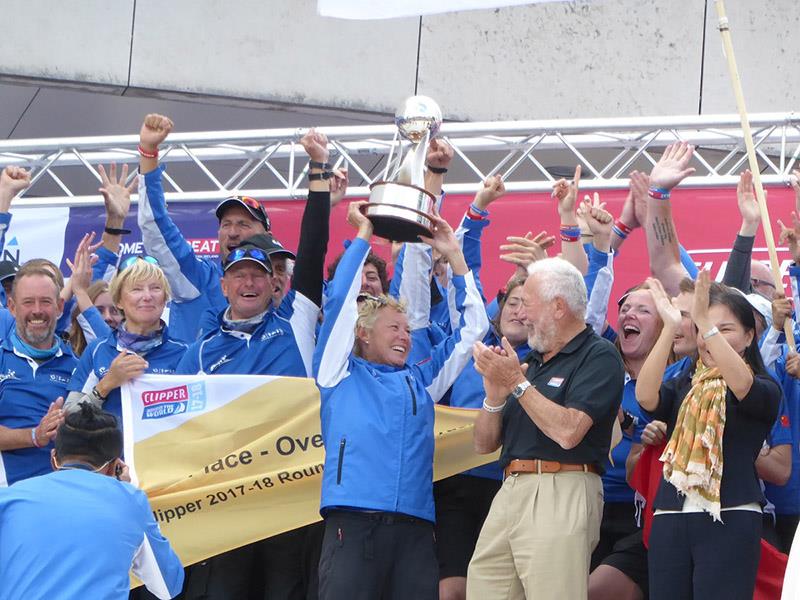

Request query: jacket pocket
[
  {"left": 405, "top": 376, "right": 417, "bottom": 415},
  {"left": 336, "top": 437, "right": 346, "bottom": 484}
]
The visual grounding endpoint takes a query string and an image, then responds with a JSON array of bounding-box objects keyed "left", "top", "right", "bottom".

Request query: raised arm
[
  {"left": 552, "top": 166, "right": 588, "bottom": 275},
  {"left": 580, "top": 193, "right": 615, "bottom": 334},
  {"left": 636, "top": 278, "right": 682, "bottom": 412},
  {"left": 314, "top": 202, "right": 373, "bottom": 388},
  {"left": 722, "top": 170, "right": 760, "bottom": 292},
  {"left": 645, "top": 142, "right": 696, "bottom": 296},
  {"left": 611, "top": 171, "right": 647, "bottom": 252}
]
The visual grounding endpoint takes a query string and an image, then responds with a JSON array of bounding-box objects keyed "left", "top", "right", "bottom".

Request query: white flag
[{"left": 318, "top": 0, "right": 568, "bottom": 20}]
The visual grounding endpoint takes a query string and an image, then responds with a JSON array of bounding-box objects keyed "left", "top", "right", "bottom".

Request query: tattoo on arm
[{"left": 651, "top": 216, "right": 676, "bottom": 247}]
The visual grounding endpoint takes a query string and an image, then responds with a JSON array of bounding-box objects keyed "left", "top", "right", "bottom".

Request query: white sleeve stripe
[
  {"left": 80, "top": 371, "right": 101, "bottom": 394},
  {"left": 316, "top": 265, "right": 364, "bottom": 388},
  {"left": 586, "top": 254, "right": 614, "bottom": 335},
  {"left": 137, "top": 174, "right": 201, "bottom": 302},
  {"left": 427, "top": 271, "right": 489, "bottom": 402},
  {"left": 398, "top": 243, "right": 432, "bottom": 331},
  {"left": 76, "top": 313, "right": 97, "bottom": 345},
  {"left": 289, "top": 292, "right": 320, "bottom": 377},
  {"left": 101, "top": 264, "right": 117, "bottom": 283},
  {"left": 0, "top": 454, "right": 8, "bottom": 487},
  {"left": 131, "top": 534, "right": 171, "bottom": 600}
]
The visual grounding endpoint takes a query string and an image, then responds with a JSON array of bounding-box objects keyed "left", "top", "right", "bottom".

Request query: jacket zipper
[
  {"left": 405, "top": 376, "right": 417, "bottom": 415},
  {"left": 336, "top": 438, "right": 346, "bottom": 484}
]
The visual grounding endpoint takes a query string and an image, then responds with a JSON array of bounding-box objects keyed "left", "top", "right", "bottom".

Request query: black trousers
[
  {"left": 649, "top": 511, "right": 762, "bottom": 600},
  {"left": 775, "top": 513, "right": 800, "bottom": 555},
  {"left": 318, "top": 510, "right": 438, "bottom": 600},
  {"left": 590, "top": 501, "right": 640, "bottom": 571}
]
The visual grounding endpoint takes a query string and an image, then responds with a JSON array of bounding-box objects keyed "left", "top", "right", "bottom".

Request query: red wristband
[
  {"left": 614, "top": 219, "right": 633, "bottom": 235},
  {"left": 138, "top": 145, "right": 158, "bottom": 159}
]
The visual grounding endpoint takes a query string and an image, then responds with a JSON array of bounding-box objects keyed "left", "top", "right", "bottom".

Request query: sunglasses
[
  {"left": 226, "top": 247, "right": 273, "bottom": 273},
  {"left": 238, "top": 196, "right": 263, "bottom": 212},
  {"left": 356, "top": 293, "right": 387, "bottom": 305},
  {"left": 750, "top": 277, "right": 776, "bottom": 290},
  {"left": 120, "top": 255, "right": 159, "bottom": 271}
]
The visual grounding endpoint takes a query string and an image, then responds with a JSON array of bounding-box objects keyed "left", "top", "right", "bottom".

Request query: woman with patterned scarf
[
  {"left": 65, "top": 258, "right": 188, "bottom": 424},
  {"left": 635, "top": 270, "right": 781, "bottom": 600}
]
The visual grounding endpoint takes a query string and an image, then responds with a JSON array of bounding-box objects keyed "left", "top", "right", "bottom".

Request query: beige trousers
[{"left": 466, "top": 471, "right": 603, "bottom": 600}]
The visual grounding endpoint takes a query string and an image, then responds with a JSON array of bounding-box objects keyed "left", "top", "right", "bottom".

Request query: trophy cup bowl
[
  {"left": 363, "top": 181, "right": 436, "bottom": 242},
  {"left": 361, "top": 96, "right": 442, "bottom": 242}
]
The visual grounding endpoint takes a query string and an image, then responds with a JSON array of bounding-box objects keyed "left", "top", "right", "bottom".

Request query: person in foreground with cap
[
  {"left": 173, "top": 120, "right": 332, "bottom": 600},
  {"left": 136, "top": 113, "right": 332, "bottom": 343},
  {"left": 467, "top": 257, "right": 625, "bottom": 600},
  {"left": 0, "top": 402, "right": 184, "bottom": 599}
]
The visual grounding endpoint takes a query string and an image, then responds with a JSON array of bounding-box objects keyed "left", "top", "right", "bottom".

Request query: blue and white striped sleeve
[
  {"left": 130, "top": 487, "right": 184, "bottom": 599},
  {"left": 76, "top": 306, "right": 112, "bottom": 346},
  {"left": 586, "top": 249, "right": 614, "bottom": 335},
  {"left": 421, "top": 271, "right": 489, "bottom": 402},
  {"left": 314, "top": 237, "right": 369, "bottom": 389},
  {"left": 137, "top": 167, "right": 216, "bottom": 302}
]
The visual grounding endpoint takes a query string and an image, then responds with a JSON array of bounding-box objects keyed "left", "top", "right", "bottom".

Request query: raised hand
[
  {"left": 99, "top": 164, "right": 136, "bottom": 223},
  {"left": 330, "top": 167, "right": 349, "bottom": 207},
  {"left": 473, "top": 174, "right": 506, "bottom": 210},
  {"left": 551, "top": 165, "right": 581, "bottom": 219},
  {"left": 777, "top": 212, "right": 800, "bottom": 264},
  {"left": 646, "top": 277, "right": 682, "bottom": 330},
  {"left": 649, "top": 142, "right": 696, "bottom": 191},
  {"left": 0, "top": 166, "right": 32, "bottom": 197},
  {"left": 500, "top": 231, "right": 555, "bottom": 275},
  {"left": 66, "top": 232, "right": 97, "bottom": 296},
  {"left": 737, "top": 170, "right": 761, "bottom": 235},
  {"left": 690, "top": 269, "right": 712, "bottom": 330},
  {"left": 300, "top": 128, "right": 330, "bottom": 165},
  {"left": 791, "top": 169, "right": 800, "bottom": 214},
  {"left": 771, "top": 294, "right": 793, "bottom": 332},
  {"left": 139, "top": 114, "right": 173, "bottom": 151},
  {"left": 426, "top": 139, "right": 454, "bottom": 171},
  {"left": 418, "top": 209, "right": 460, "bottom": 259},
  {"left": 628, "top": 170, "right": 650, "bottom": 229},
  {"left": 348, "top": 200, "right": 373, "bottom": 240}
]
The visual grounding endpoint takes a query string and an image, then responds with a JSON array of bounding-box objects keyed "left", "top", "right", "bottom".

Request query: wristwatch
[{"left": 511, "top": 380, "right": 532, "bottom": 400}]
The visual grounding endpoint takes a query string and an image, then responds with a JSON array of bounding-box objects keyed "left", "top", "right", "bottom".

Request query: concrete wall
[{"left": 1, "top": 0, "right": 797, "bottom": 121}]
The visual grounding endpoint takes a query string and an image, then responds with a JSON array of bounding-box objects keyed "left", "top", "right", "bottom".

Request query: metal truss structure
[{"left": 1, "top": 112, "right": 799, "bottom": 207}]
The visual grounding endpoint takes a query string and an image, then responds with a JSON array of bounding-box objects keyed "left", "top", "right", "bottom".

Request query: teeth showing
[
  {"left": 392, "top": 346, "right": 406, "bottom": 353},
  {"left": 623, "top": 325, "right": 640, "bottom": 338},
  {"left": 28, "top": 319, "right": 45, "bottom": 325},
  {"left": 241, "top": 292, "right": 257, "bottom": 298}
]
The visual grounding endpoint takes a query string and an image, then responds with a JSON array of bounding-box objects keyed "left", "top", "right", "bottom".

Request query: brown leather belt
[{"left": 503, "top": 459, "right": 600, "bottom": 478}]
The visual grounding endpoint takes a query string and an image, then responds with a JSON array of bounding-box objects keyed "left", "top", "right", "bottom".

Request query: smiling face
[
  {"left": 521, "top": 275, "right": 560, "bottom": 354},
  {"left": 671, "top": 290, "right": 697, "bottom": 358},
  {"left": 357, "top": 306, "right": 411, "bottom": 368},
  {"left": 218, "top": 206, "right": 264, "bottom": 261},
  {"left": 617, "top": 289, "right": 661, "bottom": 360},
  {"left": 221, "top": 262, "right": 273, "bottom": 320},
  {"left": 117, "top": 276, "right": 167, "bottom": 329},
  {"left": 498, "top": 285, "right": 528, "bottom": 347},
  {"left": 269, "top": 256, "right": 290, "bottom": 303},
  {"left": 696, "top": 303, "right": 754, "bottom": 368},
  {"left": 9, "top": 273, "right": 63, "bottom": 349},
  {"left": 94, "top": 291, "right": 122, "bottom": 330}
]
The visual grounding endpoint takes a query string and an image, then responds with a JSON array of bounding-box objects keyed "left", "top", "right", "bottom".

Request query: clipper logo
[
  {"left": 260, "top": 329, "right": 284, "bottom": 342},
  {"left": 49, "top": 374, "right": 70, "bottom": 384},
  {"left": 141, "top": 382, "right": 206, "bottom": 420}
]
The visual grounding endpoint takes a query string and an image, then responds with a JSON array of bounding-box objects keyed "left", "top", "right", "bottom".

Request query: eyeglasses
[
  {"left": 750, "top": 277, "right": 776, "bottom": 290},
  {"left": 120, "top": 255, "right": 159, "bottom": 271}
]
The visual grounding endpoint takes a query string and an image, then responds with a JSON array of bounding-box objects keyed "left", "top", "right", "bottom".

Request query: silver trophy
[{"left": 362, "top": 96, "right": 443, "bottom": 242}]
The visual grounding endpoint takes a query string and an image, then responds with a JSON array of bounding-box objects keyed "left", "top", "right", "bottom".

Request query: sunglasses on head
[
  {"left": 120, "top": 255, "right": 159, "bottom": 271},
  {"left": 356, "top": 293, "right": 387, "bottom": 305},
  {"left": 227, "top": 247, "right": 273, "bottom": 273}
]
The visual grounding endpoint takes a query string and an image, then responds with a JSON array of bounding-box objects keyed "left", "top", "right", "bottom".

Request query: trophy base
[{"left": 363, "top": 181, "right": 435, "bottom": 243}]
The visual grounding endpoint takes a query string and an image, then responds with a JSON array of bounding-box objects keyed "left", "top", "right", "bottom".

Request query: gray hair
[{"left": 527, "top": 258, "right": 587, "bottom": 320}]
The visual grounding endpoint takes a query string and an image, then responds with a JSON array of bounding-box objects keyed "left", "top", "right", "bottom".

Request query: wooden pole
[{"left": 714, "top": 0, "right": 795, "bottom": 351}]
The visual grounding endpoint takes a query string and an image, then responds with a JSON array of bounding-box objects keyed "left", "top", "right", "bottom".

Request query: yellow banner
[{"left": 123, "top": 375, "right": 498, "bottom": 568}]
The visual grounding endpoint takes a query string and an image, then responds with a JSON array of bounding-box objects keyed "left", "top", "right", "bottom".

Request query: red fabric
[
  {"left": 754, "top": 540, "right": 788, "bottom": 600},
  {"left": 629, "top": 442, "right": 664, "bottom": 548}
]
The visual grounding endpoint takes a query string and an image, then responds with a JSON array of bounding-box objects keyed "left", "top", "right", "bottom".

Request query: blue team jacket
[{"left": 314, "top": 237, "right": 488, "bottom": 523}]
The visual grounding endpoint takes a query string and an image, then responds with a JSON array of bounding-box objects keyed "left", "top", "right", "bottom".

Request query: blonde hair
[
  {"left": 109, "top": 259, "right": 172, "bottom": 309},
  {"left": 353, "top": 295, "right": 406, "bottom": 356},
  {"left": 68, "top": 281, "right": 111, "bottom": 356}
]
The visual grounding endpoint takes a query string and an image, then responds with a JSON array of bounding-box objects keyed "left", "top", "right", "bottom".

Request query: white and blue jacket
[
  {"left": 0, "top": 468, "right": 184, "bottom": 599},
  {"left": 0, "top": 338, "right": 76, "bottom": 486},
  {"left": 137, "top": 165, "right": 228, "bottom": 343},
  {"left": 67, "top": 327, "right": 188, "bottom": 423},
  {"left": 314, "top": 237, "right": 489, "bottom": 523}
]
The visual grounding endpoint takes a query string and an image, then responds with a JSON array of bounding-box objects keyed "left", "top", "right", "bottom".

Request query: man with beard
[
  {"left": 0, "top": 262, "right": 75, "bottom": 486},
  {"left": 467, "top": 257, "right": 625, "bottom": 600}
]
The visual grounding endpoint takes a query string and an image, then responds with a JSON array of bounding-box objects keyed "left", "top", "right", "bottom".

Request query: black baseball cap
[
  {"left": 222, "top": 244, "right": 273, "bottom": 275},
  {"left": 240, "top": 233, "right": 296, "bottom": 262},
  {"left": 215, "top": 196, "right": 271, "bottom": 231},
  {"left": 0, "top": 260, "right": 19, "bottom": 282}
]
